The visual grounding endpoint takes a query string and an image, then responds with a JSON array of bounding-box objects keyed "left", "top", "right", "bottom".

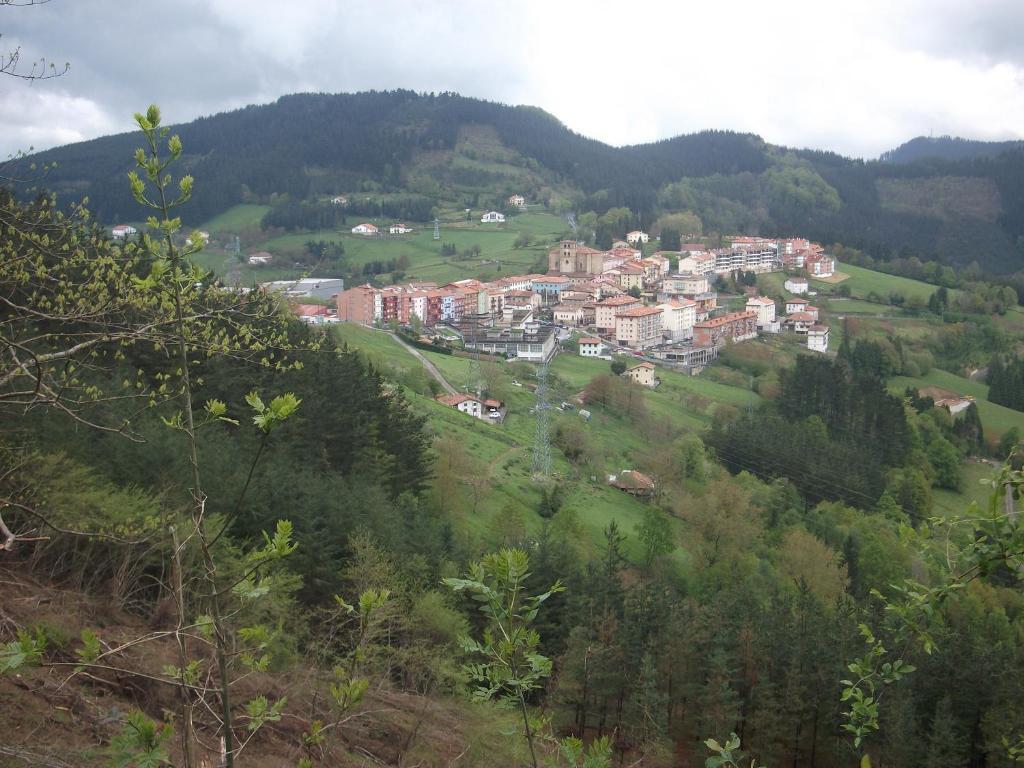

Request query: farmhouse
[
  {"left": 247, "top": 252, "right": 273, "bottom": 265},
  {"left": 623, "top": 361, "right": 657, "bottom": 388},
  {"left": 579, "top": 337, "right": 604, "bottom": 357},
  {"left": 608, "top": 470, "right": 655, "bottom": 498},
  {"left": 508, "top": 194, "right": 526, "bottom": 208},
  {"left": 626, "top": 230, "right": 650, "bottom": 244},
  {"left": 389, "top": 223, "right": 414, "bottom": 234},
  {"left": 917, "top": 386, "right": 976, "bottom": 415},
  {"left": 481, "top": 211, "right": 506, "bottom": 223},
  {"left": 111, "top": 224, "right": 137, "bottom": 239},
  {"left": 351, "top": 222, "right": 378, "bottom": 235},
  {"left": 436, "top": 393, "right": 484, "bottom": 419}
]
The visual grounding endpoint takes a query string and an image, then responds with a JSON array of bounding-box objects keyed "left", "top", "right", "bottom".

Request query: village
[{"left": 299, "top": 208, "right": 837, "bottom": 422}]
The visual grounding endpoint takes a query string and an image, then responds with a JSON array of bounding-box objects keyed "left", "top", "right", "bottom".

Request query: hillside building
[
  {"left": 692, "top": 310, "right": 758, "bottom": 347},
  {"left": 615, "top": 306, "right": 663, "bottom": 349}
]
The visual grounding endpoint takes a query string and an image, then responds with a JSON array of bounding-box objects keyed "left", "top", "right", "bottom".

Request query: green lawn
[
  {"left": 200, "top": 204, "right": 270, "bottom": 235},
  {"left": 819, "top": 263, "right": 944, "bottom": 304}
]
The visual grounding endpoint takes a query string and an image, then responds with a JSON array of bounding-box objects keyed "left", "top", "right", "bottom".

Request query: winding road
[{"left": 387, "top": 332, "right": 458, "bottom": 395}]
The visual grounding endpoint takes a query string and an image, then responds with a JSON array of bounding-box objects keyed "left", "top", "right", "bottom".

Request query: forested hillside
[
  {"left": 4, "top": 107, "right": 1024, "bottom": 768},
  {"left": 26, "top": 90, "right": 1024, "bottom": 273}
]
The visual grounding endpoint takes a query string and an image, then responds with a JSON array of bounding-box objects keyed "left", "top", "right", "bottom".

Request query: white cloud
[
  {"left": 0, "top": 89, "right": 119, "bottom": 156},
  {"left": 2, "top": 0, "right": 1024, "bottom": 158}
]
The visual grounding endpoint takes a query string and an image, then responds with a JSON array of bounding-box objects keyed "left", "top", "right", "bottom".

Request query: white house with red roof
[
  {"left": 436, "top": 393, "right": 484, "bottom": 419},
  {"left": 579, "top": 337, "right": 604, "bottom": 357},
  {"left": 111, "top": 224, "right": 137, "bottom": 239},
  {"left": 785, "top": 298, "right": 811, "bottom": 315},
  {"left": 351, "top": 222, "right": 378, "bottom": 235}
]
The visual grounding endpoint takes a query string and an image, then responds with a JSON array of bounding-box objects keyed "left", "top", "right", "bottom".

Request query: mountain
[
  {"left": 21, "top": 90, "right": 1024, "bottom": 273},
  {"left": 880, "top": 135, "right": 1024, "bottom": 164}
]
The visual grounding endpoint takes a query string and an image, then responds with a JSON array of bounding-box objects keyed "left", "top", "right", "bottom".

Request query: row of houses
[{"left": 351, "top": 222, "right": 415, "bottom": 236}]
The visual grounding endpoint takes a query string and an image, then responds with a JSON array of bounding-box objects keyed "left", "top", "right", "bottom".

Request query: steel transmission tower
[{"left": 531, "top": 360, "right": 552, "bottom": 478}]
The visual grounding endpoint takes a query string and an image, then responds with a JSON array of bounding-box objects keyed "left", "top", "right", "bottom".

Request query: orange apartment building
[
  {"left": 595, "top": 295, "right": 642, "bottom": 331},
  {"left": 614, "top": 306, "right": 663, "bottom": 349},
  {"left": 692, "top": 311, "right": 758, "bottom": 347}
]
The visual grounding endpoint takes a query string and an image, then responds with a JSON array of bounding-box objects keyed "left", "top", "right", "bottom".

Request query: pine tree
[{"left": 926, "top": 696, "right": 969, "bottom": 768}]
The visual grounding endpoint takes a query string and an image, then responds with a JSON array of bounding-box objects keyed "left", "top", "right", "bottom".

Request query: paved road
[{"left": 388, "top": 332, "right": 458, "bottom": 395}]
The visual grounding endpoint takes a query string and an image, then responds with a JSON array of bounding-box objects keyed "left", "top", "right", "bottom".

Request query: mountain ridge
[{"left": 18, "top": 90, "right": 1024, "bottom": 273}]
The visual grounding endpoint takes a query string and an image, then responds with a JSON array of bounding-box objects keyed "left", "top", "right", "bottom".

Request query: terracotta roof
[
  {"left": 579, "top": 337, "right": 601, "bottom": 344},
  {"left": 436, "top": 393, "right": 481, "bottom": 407},
  {"left": 599, "top": 296, "right": 640, "bottom": 306},
  {"left": 808, "top": 324, "right": 829, "bottom": 332},
  {"left": 787, "top": 298, "right": 809, "bottom": 305},
  {"left": 787, "top": 312, "right": 814, "bottom": 322},
  {"left": 746, "top": 296, "right": 775, "bottom": 306},
  {"left": 609, "top": 470, "right": 655, "bottom": 491},
  {"left": 694, "top": 311, "right": 757, "bottom": 328},
  {"left": 628, "top": 361, "right": 655, "bottom": 370},
  {"left": 616, "top": 306, "right": 662, "bottom": 317}
]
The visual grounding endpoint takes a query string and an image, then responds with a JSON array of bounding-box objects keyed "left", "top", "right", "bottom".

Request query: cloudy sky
[{"left": 3, "top": 0, "right": 1024, "bottom": 159}]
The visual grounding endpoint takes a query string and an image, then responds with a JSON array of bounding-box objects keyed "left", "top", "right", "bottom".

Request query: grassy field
[
  {"left": 328, "top": 325, "right": 749, "bottom": 570},
  {"left": 889, "top": 367, "right": 1024, "bottom": 441},
  {"left": 200, "top": 204, "right": 270, "bottom": 235},
  {"left": 816, "top": 263, "right": 942, "bottom": 304},
  {"left": 252, "top": 211, "right": 565, "bottom": 285}
]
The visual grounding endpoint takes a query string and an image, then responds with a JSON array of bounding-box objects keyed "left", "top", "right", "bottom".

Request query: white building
[
  {"left": 579, "top": 337, "right": 604, "bottom": 357},
  {"left": 626, "top": 230, "right": 650, "bottom": 244},
  {"left": 351, "top": 223, "right": 378, "bottom": 235},
  {"left": 111, "top": 224, "right": 137, "bottom": 239},
  {"left": 785, "top": 298, "right": 811, "bottom": 315},
  {"left": 508, "top": 194, "right": 526, "bottom": 208},
  {"left": 247, "top": 252, "right": 273, "bottom": 265},
  {"left": 784, "top": 277, "right": 809, "bottom": 294},
  {"left": 481, "top": 211, "right": 506, "bottom": 223},
  {"left": 437, "top": 393, "right": 483, "bottom": 418},
  {"left": 389, "top": 223, "right": 414, "bottom": 234},
  {"left": 677, "top": 252, "right": 715, "bottom": 276},
  {"left": 745, "top": 296, "right": 777, "bottom": 328},
  {"left": 658, "top": 300, "right": 697, "bottom": 341},
  {"left": 331, "top": 195, "right": 348, "bottom": 205},
  {"left": 807, "top": 325, "right": 829, "bottom": 353}
]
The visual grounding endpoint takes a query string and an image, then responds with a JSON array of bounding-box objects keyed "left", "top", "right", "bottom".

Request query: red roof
[
  {"left": 579, "top": 337, "right": 601, "bottom": 345},
  {"left": 694, "top": 311, "right": 757, "bottom": 328},
  {"left": 294, "top": 303, "right": 328, "bottom": 316},
  {"left": 788, "top": 312, "right": 814, "bottom": 322},
  {"left": 599, "top": 295, "right": 640, "bottom": 306},
  {"left": 616, "top": 306, "right": 662, "bottom": 317}
]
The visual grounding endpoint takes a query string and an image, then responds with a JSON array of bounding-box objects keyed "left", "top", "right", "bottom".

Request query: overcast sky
[{"left": 3, "top": 0, "right": 1024, "bottom": 159}]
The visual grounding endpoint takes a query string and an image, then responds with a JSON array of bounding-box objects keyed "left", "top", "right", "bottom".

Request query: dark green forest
[{"left": 24, "top": 90, "right": 1024, "bottom": 273}]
